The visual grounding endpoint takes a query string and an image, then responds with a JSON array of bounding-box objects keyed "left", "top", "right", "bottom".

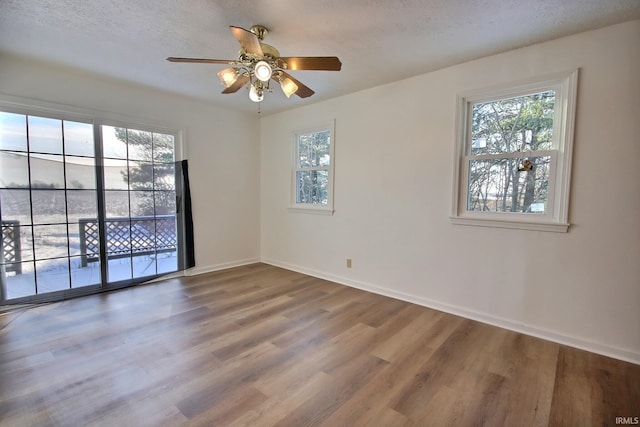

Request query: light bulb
[
  {"left": 217, "top": 68, "right": 238, "bottom": 88},
  {"left": 280, "top": 77, "right": 299, "bottom": 98},
  {"left": 249, "top": 83, "right": 264, "bottom": 102},
  {"left": 254, "top": 61, "right": 272, "bottom": 82}
]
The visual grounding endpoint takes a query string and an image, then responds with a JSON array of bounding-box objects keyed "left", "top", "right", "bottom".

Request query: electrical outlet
[{"left": 346, "top": 258, "right": 352, "bottom": 268}]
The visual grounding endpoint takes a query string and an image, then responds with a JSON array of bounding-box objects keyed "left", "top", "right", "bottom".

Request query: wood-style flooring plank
[
  {"left": 549, "top": 346, "right": 640, "bottom": 426},
  {"left": 1, "top": 263, "right": 638, "bottom": 426}
]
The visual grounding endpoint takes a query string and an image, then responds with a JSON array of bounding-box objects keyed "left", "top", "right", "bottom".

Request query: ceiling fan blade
[
  {"left": 280, "top": 71, "right": 315, "bottom": 98},
  {"left": 229, "top": 26, "right": 264, "bottom": 57},
  {"left": 221, "top": 74, "right": 250, "bottom": 94},
  {"left": 280, "top": 57, "right": 342, "bottom": 71},
  {"left": 167, "top": 57, "right": 235, "bottom": 64}
]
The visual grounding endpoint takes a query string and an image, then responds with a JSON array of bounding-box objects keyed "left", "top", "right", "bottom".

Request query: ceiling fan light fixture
[
  {"left": 249, "top": 82, "right": 264, "bottom": 102},
  {"left": 254, "top": 60, "right": 272, "bottom": 82},
  {"left": 217, "top": 67, "right": 238, "bottom": 87},
  {"left": 168, "top": 25, "right": 341, "bottom": 105},
  {"left": 280, "top": 77, "right": 299, "bottom": 98}
]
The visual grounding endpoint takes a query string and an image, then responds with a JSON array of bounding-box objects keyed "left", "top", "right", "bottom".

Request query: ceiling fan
[{"left": 167, "top": 25, "right": 342, "bottom": 103}]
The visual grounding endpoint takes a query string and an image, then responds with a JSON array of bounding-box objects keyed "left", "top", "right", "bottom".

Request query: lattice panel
[
  {"left": 2, "top": 220, "right": 22, "bottom": 274},
  {"left": 81, "top": 221, "right": 101, "bottom": 256},
  {"left": 79, "top": 215, "right": 177, "bottom": 264},
  {"left": 106, "top": 220, "right": 132, "bottom": 254},
  {"left": 154, "top": 219, "right": 177, "bottom": 250},
  {"left": 2, "top": 221, "right": 19, "bottom": 262}
]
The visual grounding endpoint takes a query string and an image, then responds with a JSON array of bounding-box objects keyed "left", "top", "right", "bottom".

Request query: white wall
[
  {"left": 0, "top": 53, "right": 260, "bottom": 273},
  {"left": 260, "top": 20, "right": 640, "bottom": 363},
  {"left": 2, "top": 21, "right": 637, "bottom": 363}
]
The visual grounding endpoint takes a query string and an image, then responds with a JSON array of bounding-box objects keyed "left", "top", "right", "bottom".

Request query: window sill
[
  {"left": 450, "top": 216, "right": 569, "bottom": 232},
  {"left": 288, "top": 206, "right": 335, "bottom": 216}
]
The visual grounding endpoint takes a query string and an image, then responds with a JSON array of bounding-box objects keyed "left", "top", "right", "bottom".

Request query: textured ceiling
[{"left": 1, "top": 0, "right": 639, "bottom": 115}]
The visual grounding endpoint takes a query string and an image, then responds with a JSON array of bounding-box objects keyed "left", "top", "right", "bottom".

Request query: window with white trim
[
  {"left": 290, "top": 122, "right": 335, "bottom": 214},
  {"left": 451, "top": 70, "right": 578, "bottom": 232}
]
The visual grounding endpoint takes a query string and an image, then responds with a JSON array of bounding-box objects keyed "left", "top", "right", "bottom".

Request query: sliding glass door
[
  {"left": 101, "top": 125, "right": 178, "bottom": 282},
  {"left": 1, "top": 111, "right": 181, "bottom": 303},
  {"left": 0, "top": 112, "right": 101, "bottom": 300}
]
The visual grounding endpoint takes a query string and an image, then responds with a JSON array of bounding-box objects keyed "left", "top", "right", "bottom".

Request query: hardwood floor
[{"left": 1, "top": 263, "right": 638, "bottom": 426}]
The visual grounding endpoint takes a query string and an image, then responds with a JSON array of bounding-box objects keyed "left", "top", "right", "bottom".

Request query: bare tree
[{"left": 468, "top": 91, "right": 555, "bottom": 213}]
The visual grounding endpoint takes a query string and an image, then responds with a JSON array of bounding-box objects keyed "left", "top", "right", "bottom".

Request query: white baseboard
[
  {"left": 261, "top": 258, "right": 640, "bottom": 365},
  {"left": 186, "top": 258, "right": 260, "bottom": 276}
]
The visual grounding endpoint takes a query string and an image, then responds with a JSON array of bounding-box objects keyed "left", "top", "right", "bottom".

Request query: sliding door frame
[{"left": 0, "top": 95, "right": 187, "bottom": 304}]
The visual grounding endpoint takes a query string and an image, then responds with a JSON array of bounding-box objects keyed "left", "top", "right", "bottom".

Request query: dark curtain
[{"left": 176, "top": 159, "right": 195, "bottom": 270}]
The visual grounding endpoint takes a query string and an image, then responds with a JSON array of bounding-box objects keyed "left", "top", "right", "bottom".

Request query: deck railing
[
  {"left": 2, "top": 216, "right": 176, "bottom": 273},
  {"left": 79, "top": 215, "right": 177, "bottom": 266},
  {"left": 1, "top": 220, "right": 22, "bottom": 274}
]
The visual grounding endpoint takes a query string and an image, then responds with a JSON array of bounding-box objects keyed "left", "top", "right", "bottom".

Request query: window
[
  {"left": 0, "top": 101, "right": 191, "bottom": 304},
  {"left": 1, "top": 113, "right": 101, "bottom": 298},
  {"left": 451, "top": 70, "right": 578, "bottom": 232},
  {"left": 290, "top": 122, "right": 335, "bottom": 214},
  {"left": 101, "top": 125, "right": 179, "bottom": 282}
]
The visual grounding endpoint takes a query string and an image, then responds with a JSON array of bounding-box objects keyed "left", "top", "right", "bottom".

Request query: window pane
[
  {"left": 66, "top": 156, "right": 96, "bottom": 189},
  {"left": 155, "top": 216, "right": 177, "bottom": 252},
  {"left": 64, "top": 121, "right": 94, "bottom": 156},
  {"left": 3, "top": 261, "right": 36, "bottom": 299},
  {"left": 103, "top": 159, "right": 129, "bottom": 190},
  {"left": 67, "top": 190, "right": 98, "bottom": 223},
  {"left": 153, "top": 133, "right": 175, "bottom": 163},
  {"left": 298, "top": 130, "right": 330, "bottom": 167},
  {"left": 0, "top": 189, "right": 32, "bottom": 225},
  {"left": 0, "top": 112, "right": 27, "bottom": 151},
  {"left": 0, "top": 151, "right": 30, "bottom": 188},
  {"left": 154, "top": 191, "right": 176, "bottom": 215},
  {"left": 154, "top": 216, "right": 177, "bottom": 275},
  {"left": 105, "top": 190, "right": 130, "bottom": 218},
  {"left": 467, "top": 156, "right": 551, "bottom": 214},
  {"left": 107, "top": 257, "right": 133, "bottom": 282},
  {"left": 130, "top": 220, "right": 156, "bottom": 255},
  {"left": 133, "top": 254, "right": 156, "bottom": 278},
  {"left": 126, "top": 129, "right": 153, "bottom": 161},
  {"left": 296, "top": 170, "right": 329, "bottom": 205},
  {"left": 105, "top": 218, "right": 131, "bottom": 255},
  {"left": 157, "top": 251, "right": 178, "bottom": 274},
  {"left": 154, "top": 163, "right": 175, "bottom": 190},
  {"left": 68, "top": 223, "right": 83, "bottom": 257},
  {"left": 31, "top": 190, "right": 67, "bottom": 224},
  {"left": 12, "top": 225, "right": 35, "bottom": 262},
  {"left": 36, "top": 258, "right": 70, "bottom": 293},
  {"left": 33, "top": 224, "right": 69, "bottom": 259},
  {"left": 128, "top": 161, "right": 153, "bottom": 190},
  {"left": 28, "top": 116, "right": 63, "bottom": 154},
  {"left": 470, "top": 91, "right": 555, "bottom": 156},
  {"left": 30, "top": 154, "right": 65, "bottom": 189},
  {"left": 70, "top": 256, "right": 101, "bottom": 288},
  {"left": 130, "top": 191, "right": 154, "bottom": 217},
  {"left": 102, "top": 126, "right": 128, "bottom": 159}
]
